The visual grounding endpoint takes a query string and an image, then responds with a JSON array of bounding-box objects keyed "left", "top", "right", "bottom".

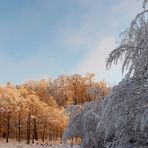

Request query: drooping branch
[{"left": 106, "top": 9, "right": 148, "bottom": 79}]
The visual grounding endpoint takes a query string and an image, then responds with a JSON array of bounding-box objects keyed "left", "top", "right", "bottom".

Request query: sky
[{"left": 0, "top": 0, "right": 142, "bottom": 85}]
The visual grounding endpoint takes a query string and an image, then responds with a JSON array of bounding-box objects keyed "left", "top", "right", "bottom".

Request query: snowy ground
[
  {"left": 0, "top": 143, "right": 80, "bottom": 148},
  {"left": 0, "top": 138, "right": 80, "bottom": 148}
]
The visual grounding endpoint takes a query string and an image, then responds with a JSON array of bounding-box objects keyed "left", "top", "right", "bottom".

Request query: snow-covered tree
[
  {"left": 87, "top": 80, "right": 110, "bottom": 100},
  {"left": 106, "top": 5, "right": 148, "bottom": 80},
  {"left": 94, "top": 2, "right": 148, "bottom": 148},
  {"left": 64, "top": 1, "right": 148, "bottom": 148}
]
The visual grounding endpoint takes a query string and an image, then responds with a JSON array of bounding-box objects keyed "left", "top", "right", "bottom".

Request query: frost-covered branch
[{"left": 106, "top": 9, "right": 148, "bottom": 79}]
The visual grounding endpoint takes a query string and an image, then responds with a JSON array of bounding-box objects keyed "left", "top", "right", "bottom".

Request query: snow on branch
[{"left": 106, "top": 9, "right": 148, "bottom": 79}]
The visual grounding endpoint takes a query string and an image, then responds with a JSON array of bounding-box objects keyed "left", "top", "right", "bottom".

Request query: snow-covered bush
[{"left": 64, "top": 101, "right": 102, "bottom": 148}]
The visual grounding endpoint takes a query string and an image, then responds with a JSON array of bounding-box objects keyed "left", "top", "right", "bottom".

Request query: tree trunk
[
  {"left": 42, "top": 124, "right": 46, "bottom": 142},
  {"left": 15, "top": 122, "right": 17, "bottom": 141},
  {"left": 74, "top": 93, "right": 77, "bottom": 105},
  {"left": 34, "top": 119, "right": 38, "bottom": 141},
  {"left": 6, "top": 115, "right": 10, "bottom": 143},
  {"left": 32, "top": 131, "right": 34, "bottom": 144},
  {"left": 51, "top": 133, "right": 54, "bottom": 145},
  {"left": 26, "top": 114, "right": 31, "bottom": 144},
  {"left": 18, "top": 114, "right": 21, "bottom": 143},
  {"left": 60, "top": 128, "right": 62, "bottom": 144},
  {"left": 70, "top": 138, "right": 73, "bottom": 147},
  {"left": 32, "top": 118, "right": 38, "bottom": 142},
  {"left": 32, "top": 118, "right": 37, "bottom": 144}
]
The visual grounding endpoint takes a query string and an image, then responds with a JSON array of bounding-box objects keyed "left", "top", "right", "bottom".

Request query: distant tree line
[{"left": 0, "top": 73, "right": 110, "bottom": 144}]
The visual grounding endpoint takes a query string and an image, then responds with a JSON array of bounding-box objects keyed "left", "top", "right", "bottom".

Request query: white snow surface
[{"left": 0, "top": 143, "right": 80, "bottom": 148}]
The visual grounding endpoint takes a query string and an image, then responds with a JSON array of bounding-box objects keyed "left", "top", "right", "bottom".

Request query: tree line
[{"left": 0, "top": 73, "right": 110, "bottom": 144}]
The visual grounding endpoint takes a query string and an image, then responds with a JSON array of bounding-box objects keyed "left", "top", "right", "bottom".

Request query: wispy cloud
[{"left": 0, "top": 0, "right": 143, "bottom": 84}]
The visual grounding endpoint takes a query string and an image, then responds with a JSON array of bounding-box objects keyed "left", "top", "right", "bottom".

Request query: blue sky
[{"left": 0, "top": 0, "right": 142, "bottom": 85}]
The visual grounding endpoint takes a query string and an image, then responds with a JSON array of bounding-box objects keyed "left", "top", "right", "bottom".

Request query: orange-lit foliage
[{"left": 0, "top": 74, "right": 110, "bottom": 144}]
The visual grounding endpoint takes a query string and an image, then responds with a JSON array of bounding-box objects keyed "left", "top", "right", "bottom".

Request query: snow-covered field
[{"left": 0, "top": 143, "right": 80, "bottom": 148}]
